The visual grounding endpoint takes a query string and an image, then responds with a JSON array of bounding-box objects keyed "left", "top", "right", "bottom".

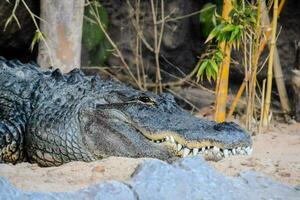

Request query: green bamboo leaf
[
  {"left": 215, "top": 50, "right": 223, "bottom": 62},
  {"left": 211, "top": 68, "right": 217, "bottom": 81},
  {"left": 205, "top": 27, "right": 219, "bottom": 43},
  {"left": 30, "top": 30, "right": 42, "bottom": 51},
  {"left": 83, "top": 2, "right": 109, "bottom": 51},
  {"left": 199, "top": 3, "right": 217, "bottom": 37},
  {"left": 229, "top": 26, "right": 240, "bottom": 42},
  {"left": 90, "top": 39, "right": 112, "bottom": 65},
  {"left": 206, "top": 66, "right": 212, "bottom": 83},
  {"left": 221, "top": 24, "right": 236, "bottom": 32},
  {"left": 217, "top": 32, "right": 227, "bottom": 42},
  {"left": 197, "top": 60, "right": 209, "bottom": 77},
  {"left": 210, "top": 60, "right": 218, "bottom": 74}
]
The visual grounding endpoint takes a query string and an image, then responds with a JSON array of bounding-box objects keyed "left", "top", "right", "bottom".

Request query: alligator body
[{"left": 0, "top": 58, "right": 252, "bottom": 166}]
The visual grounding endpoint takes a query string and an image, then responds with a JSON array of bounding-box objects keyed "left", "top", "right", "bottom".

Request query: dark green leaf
[
  {"left": 82, "top": 2, "right": 109, "bottom": 51},
  {"left": 206, "top": 66, "right": 212, "bottom": 83},
  {"left": 199, "top": 3, "right": 217, "bottom": 37},
  {"left": 197, "top": 60, "right": 209, "bottom": 77},
  {"left": 229, "top": 26, "right": 240, "bottom": 42},
  {"left": 210, "top": 60, "right": 218, "bottom": 74},
  {"left": 90, "top": 39, "right": 112, "bottom": 65}
]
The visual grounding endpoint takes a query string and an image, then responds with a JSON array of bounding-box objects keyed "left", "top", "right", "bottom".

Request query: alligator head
[
  {"left": 0, "top": 59, "right": 251, "bottom": 166},
  {"left": 79, "top": 82, "right": 252, "bottom": 162}
]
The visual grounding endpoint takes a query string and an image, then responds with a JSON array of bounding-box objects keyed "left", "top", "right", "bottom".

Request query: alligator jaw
[
  {"left": 130, "top": 117, "right": 253, "bottom": 161},
  {"left": 147, "top": 134, "right": 252, "bottom": 160},
  {"left": 142, "top": 131, "right": 253, "bottom": 160}
]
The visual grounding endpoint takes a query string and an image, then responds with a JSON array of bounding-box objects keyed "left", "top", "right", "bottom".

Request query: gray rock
[
  {"left": 0, "top": 178, "right": 135, "bottom": 200},
  {"left": 0, "top": 157, "right": 299, "bottom": 200},
  {"left": 0, "top": 1, "right": 38, "bottom": 61}
]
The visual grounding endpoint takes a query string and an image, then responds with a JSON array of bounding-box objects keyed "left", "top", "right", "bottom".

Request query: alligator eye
[{"left": 137, "top": 96, "right": 156, "bottom": 105}]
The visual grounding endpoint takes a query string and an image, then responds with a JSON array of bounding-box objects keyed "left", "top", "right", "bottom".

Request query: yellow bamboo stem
[
  {"left": 259, "top": 0, "right": 285, "bottom": 55},
  {"left": 246, "top": 0, "right": 262, "bottom": 130},
  {"left": 227, "top": 79, "right": 246, "bottom": 118},
  {"left": 261, "top": 0, "right": 290, "bottom": 115},
  {"left": 214, "top": 0, "right": 232, "bottom": 122},
  {"left": 259, "top": 79, "right": 266, "bottom": 134},
  {"left": 263, "top": 0, "right": 279, "bottom": 126}
]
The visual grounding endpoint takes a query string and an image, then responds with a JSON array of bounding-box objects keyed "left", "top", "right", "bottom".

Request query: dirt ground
[
  {"left": 210, "top": 122, "right": 300, "bottom": 186},
  {"left": 0, "top": 122, "right": 299, "bottom": 192}
]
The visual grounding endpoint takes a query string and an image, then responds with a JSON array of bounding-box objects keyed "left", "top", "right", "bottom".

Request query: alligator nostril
[{"left": 213, "top": 122, "right": 240, "bottom": 132}]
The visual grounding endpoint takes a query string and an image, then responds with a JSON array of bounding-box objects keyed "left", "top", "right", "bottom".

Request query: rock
[
  {"left": 0, "top": 0, "right": 38, "bottom": 61},
  {"left": 291, "top": 69, "right": 300, "bottom": 121},
  {"left": 0, "top": 177, "right": 136, "bottom": 200},
  {"left": 276, "top": 0, "right": 300, "bottom": 78},
  {"left": 0, "top": 157, "right": 299, "bottom": 200},
  {"left": 86, "top": 0, "right": 206, "bottom": 80},
  {"left": 74, "top": 181, "right": 136, "bottom": 200},
  {"left": 0, "top": 0, "right": 300, "bottom": 84}
]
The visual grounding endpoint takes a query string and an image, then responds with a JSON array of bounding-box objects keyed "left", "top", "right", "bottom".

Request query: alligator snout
[
  {"left": 129, "top": 104, "right": 252, "bottom": 161},
  {"left": 148, "top": 134, "right": 253, "bottom": 160}
]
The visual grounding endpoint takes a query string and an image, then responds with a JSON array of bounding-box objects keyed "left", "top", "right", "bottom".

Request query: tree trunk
[{"left": 38, "top": 0, "right": 85, "bottom": 73}]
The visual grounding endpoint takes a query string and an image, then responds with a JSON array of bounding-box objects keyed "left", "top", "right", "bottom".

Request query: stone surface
[
  {"left": 0, "top": 1, "right": 299, "bottom": 79},
  {"left": 1, "top": 0, "right": 299, "bottom": 84},
  {"left": 96, "top": 0, "right": 205, "bottom": 80},
  {"left": 0, "top": 0, "right": 39, "bottom": 61},
  {"left": 0, "top": 157, "right": 299, "bottom": 200},
  {"left": 291, "top": 69, "right": 300, "bottom": 121}
]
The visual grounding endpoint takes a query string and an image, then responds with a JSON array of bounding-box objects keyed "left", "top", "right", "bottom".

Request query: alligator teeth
[
  {"left": 223, "top": 149, "right": 229, "bottom": 158},
  {"left": 199, "top": 148, "right": 203, "bottom": 153},
  {"left": 149, "top": 136, "right": 252, "bottom": 159},
  {"left": 232, "top": 148, "right": 236, "bottom": 155},
  {"left": 245, "top": 147, "right": 253, "bottom": 155},
  {"left": 170, "top": 136, "right": 175, "bottom": 143},
  {"left": 241, "top": 147, "right": 246, "bottom": 154},
  {"left": 240, "top": 150, "right": 245, "bottom": 155},
  {"left": 213, "top": 146, "right": 220, "bottom": 154},
  {"left": 182, "top": 148, "right": 190, "bottom": 157},
  {"left": 192, "top": 148, "right": 199, "bottom": 156},
  {"left": 165, "top": 136, "right": 170, "bottom": 141},
  {"left": 177, "top": 144, "right": 182, "bottom": 151}
]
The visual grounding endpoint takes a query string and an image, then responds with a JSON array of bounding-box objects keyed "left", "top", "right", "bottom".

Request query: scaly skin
[{"left": 0, "top": 58, "right": 252, "bottom": 166}]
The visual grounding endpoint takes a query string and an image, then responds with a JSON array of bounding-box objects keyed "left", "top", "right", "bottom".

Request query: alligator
[{"left": 0, "top": 57, "right": 252, "bottom": 167}]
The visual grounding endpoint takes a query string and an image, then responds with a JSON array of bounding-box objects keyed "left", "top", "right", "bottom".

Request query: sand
[
  {"left": 0, "top": 122, "right": 299, "bottom": 192},
  {"left": 210, "top": 122, "right": 300, "bottom": 186}
]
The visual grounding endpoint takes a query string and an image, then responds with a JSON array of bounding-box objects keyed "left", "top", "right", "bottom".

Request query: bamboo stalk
[
  {"left": 227, "top": 79, "right": 246, "bottom": 118},
  {"left": 263, "top": 0, "right": 279, "bottom": 126},
  {"left": 134, "top": 0, "right": 142, "bottom": 89},
  {"left": 246, "top": 0, "right": 262, "bottom": 131},
  {"left": 259, "top": 79, "right": 266, "bottom": 134},
  {"left": 259, "top": 0, "right": 285, "bottom": 54},
  {"left": 261, "top": 0, "right": 291, "bottom": 115},
  {"left": 227, "top": 0, "right": 287, "bottom": 118},
  {"left": 214, "top": 0, "right": 233, "bottom": 122},
  {"left": 150, "top": 0, "right": 163, "bottom": 94}
]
